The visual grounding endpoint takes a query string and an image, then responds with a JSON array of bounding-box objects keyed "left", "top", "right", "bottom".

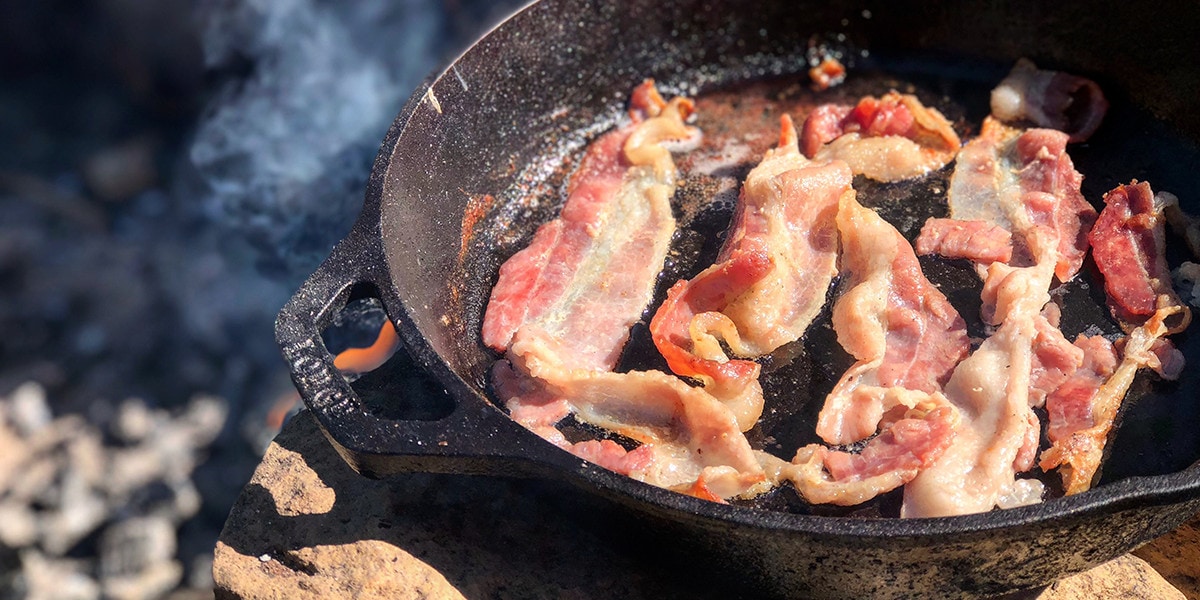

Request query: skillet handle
[{"left": 275, "top": 224, "right": 555, "bottom": 480}]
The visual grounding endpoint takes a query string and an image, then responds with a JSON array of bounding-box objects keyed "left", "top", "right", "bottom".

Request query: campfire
[{"left": 0, "top": 0, "right": 521, "bottom": 597}]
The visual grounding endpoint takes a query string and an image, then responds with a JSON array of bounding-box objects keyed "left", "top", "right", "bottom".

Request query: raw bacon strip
[
  {"left": 1019, "top": 128, "right": 1096, "bottom": 281},
  {"left": 799, "top": 91, "right": 961, "bottom": 182},
  {"left": 1044, "top": 337, "right": 1116, "bottom": 445},
  {"left": 816, "top": 192, "right": 968, "bottom": 445},
  {"left": 649, "top": 248, "right": 770, "bottom": 430},
  {"left": 485, "top": 81, "right": 760, "bottom": 501},
  {"left": 650, "top": 116, "right": 850, "bottom": 427},
  {"left": 762, "top": 406, "right": 958, "bottom": 506},
  {"left": 1089, "top": 182, "right": 1189, "bottom": 330},
  {"left": 1037, "top": 335, "right": 1117, "bottom": 476},
  {"left": 482, "top": 80, "right": 698, "bottom": 371},
  {"left": 768, "top": 192, "right": 965, "bottom": 506},
  {"left": 904, "top": 230, "right": 1060, "bottom": 516},
  {"left": 1028, "top": 304, "right": 1085, "bottom": 408},
  {"left": 506, "top": 327, "right": 769, "bottom": 501},
  {"left": 917, "top": 117, "right": 1096, "bottom": 285},
  {"left": 1041, "top": 182, "right": 1193, "bottom": 495},
  {"left": 915, "top": 218, "right": 1013, "bottom": 265},
  {"left": 905, "top": 145, "right": 1075, "bottom": 516},
  {"left": 990, "top": 58, "right": 1109, "bottom": 143},
  {"left": 1148, "top": 338, "right": 1186, "bottom": 380},
  {"left": 901, "top": 310, "right": 1047, "bottom": 517},
  {"left": 1040, "top": 315, "right": 1182, "bottom": 495}
]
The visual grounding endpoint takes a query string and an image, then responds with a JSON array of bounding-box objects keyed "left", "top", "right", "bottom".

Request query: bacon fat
[{"left": 800, "top": 91, "right": 961, "bottom": 182}]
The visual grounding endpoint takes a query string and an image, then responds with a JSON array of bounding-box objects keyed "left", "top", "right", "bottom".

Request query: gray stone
[
  {"left": 98, "top": 517, "right": 183, "bottom": 600},
  {"left": 112, "top": 398, "right": 154, "bottom": 444},
  {"left": 18, "top": 550, "right": 100, "bottom": 600},
  {"left": 99, "top": 516, "right": 177, "bottom": 579},
  {"left": 8, "top": 382, "right": 51, "bottom": 437},
  {"left": 101, "top": 561, "right": 183, "bottom": 600},
  {"left": 180, "top": 395, "right": 227, "bottom": 447},
  {"left": 0, "top": 503, "right": 37, "bottom": 548},
  {"left": 6, "top": 453, "right": 55, "bottom": 505},
  {"left": 39, "top": 470, "right": 107, "bottom": 555},
  {"left": 186, "top": 553, "right": 214, "bottom": 590},
  {"left": 106, "top": 446, "right": 169, "bottom": 502},
  {"left": 0, "top": 382, "right": 231, "bottom": 600},
  {"left": 0, "top": 417, "right": 30, "bottom": 493}
]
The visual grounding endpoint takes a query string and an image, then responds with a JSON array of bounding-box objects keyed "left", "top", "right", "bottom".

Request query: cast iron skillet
[{"left": 276, "top": 0, "right": 1200, "bottom": 597}]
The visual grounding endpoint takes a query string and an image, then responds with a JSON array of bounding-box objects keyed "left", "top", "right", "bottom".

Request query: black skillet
[{"left": 275, "top": 1, "right": 1200, "bottom": 597}]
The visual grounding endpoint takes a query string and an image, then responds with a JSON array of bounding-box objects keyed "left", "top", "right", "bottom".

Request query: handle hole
[{"left": 321, "top": 287, "right": 455, "bottom": 422}]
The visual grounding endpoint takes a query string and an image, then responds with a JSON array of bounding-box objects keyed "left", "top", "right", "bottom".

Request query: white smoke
[{"left": 189, "top": 0, "right": 444, "bottom": 277}]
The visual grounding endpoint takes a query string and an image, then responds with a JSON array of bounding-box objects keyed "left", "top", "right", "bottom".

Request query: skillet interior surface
[{"left": 378, "top": 0, "right": 1200, "bottom": 512}]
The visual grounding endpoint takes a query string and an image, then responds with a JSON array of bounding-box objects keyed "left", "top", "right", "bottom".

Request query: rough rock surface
[
  {"left": 1032, "top": 555, "right": 1184, "bottom": 599},
  {"left": 1135, "top": 517, "right": 1200, "bottom": 599},
  {"left": 212, "top": 411, "right": 713, "bottom": 599},
  {"left": 214, "top": 411, "right": 1197, "bottom": 599}
]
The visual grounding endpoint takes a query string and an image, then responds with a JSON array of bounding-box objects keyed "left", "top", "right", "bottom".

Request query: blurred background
[{"left": 0, "top": 0, "right": 524, "bottom": 597}]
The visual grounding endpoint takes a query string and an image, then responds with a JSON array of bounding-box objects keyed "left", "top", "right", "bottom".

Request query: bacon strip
[
  {"left": 1043, "top": 336, "right": 1118, "bottom": 444},
  {"left": 764, "top": 406, "right": 958, "bottom": 506},
  {"left": 777, "top": 192, "right": 966, "bottom": 507},
  {"left": 650, "top": 116, "right": 850, "bottom": 428},
  {"left": 1040, "top": 182, "right": 1192, "bottom": 494},
  {"left": 901, "top": 306, "right": 1047, "bottom": 517},
  {"left": 915, "top": 218, "right": 1013, "bottom": 265},
  {"left": 990, "top": 58, "right": 1108, "bottom": 143},
  {"left": 816, "top": 192, "right": 968, "bottom": 446},
  {"left": 906, "top": 183, "right": 1092, "bottom": 515},
  {"left": 1027, "top": 304, "right": 1085, "bottom": 408},
  {"left": 1037, "top": 335, "right": 1117, "bottom": 480},
  {"left": 1090, "top": 182, "right": 1189, "bottom": 329},
  {"left": 505, "top": 327, "right": 768, "bottom": 501},
  {"left": 799, "top": 91, "right": 961, "bottom": 182},
  {"left": 906, "top": 261, "right": 1097, "bottom": 515},
  {"left": 761, "top": 193, "right": 968, "bottom": 506},
  {"left": 917, "top": 117, "right": 1096, "bottom": 287},
  {"left": 482, "top": 80, "right": 698, "bottom": 371}
]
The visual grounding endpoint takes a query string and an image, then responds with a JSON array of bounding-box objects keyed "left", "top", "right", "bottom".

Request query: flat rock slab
[{"left": 214, "top": 411, "right": 1194, "bottom": 599}]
